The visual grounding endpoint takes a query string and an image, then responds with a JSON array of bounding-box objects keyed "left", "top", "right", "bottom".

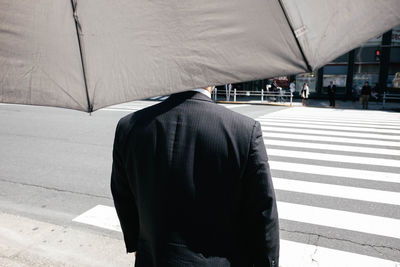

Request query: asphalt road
[{"left": 1, "top": 100, "right": 399, "bottom": 266}]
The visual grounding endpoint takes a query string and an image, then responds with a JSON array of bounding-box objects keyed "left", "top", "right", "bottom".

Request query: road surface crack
[
  {"left": 311, "top": 235, "right": 320, "bottom": 264},
  {"left": 0, "top": 178, "right": 111, "bottom": 200},
  {"left": 281, "top": 227, "right": 400, "bottom": 258}
]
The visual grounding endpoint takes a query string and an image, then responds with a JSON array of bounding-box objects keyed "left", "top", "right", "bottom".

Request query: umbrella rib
[
  {"left": 277, "top": 0, "right": 312, "bottom": 72},
  {"left": 70, "top": 0, "right": 93, "bottom": 113}
]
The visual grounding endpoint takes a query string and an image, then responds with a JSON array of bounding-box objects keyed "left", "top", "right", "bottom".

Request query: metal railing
[
  {"left": 383, "top": 92, "right": 400, "bottom": 108},
  {"left": 213, "top": 88, "right": 293, "bottom": 106}
]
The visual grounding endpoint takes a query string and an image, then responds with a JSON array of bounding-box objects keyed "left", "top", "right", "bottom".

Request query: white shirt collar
[{"left": 192, "top": 88, "right": 211, "bottom": 98}]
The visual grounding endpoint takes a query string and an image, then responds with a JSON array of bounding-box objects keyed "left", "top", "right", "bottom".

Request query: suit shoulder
[
  {"left": 209, "top": 103, "right": 257, "bottom": 128},
  {"left": 116, "top": 101, "right": 167, "bottom": 133}
]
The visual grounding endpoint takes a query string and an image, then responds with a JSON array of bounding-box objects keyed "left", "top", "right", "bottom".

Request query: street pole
[
  {"left": 346, "top": 49, "right": 355, "bottom": 100},
  {"left": 316, "top": 67, "right": 324, "bottom": 94},
  {"left": 379, "top": 30, "right": 392, "bottom": 93}
]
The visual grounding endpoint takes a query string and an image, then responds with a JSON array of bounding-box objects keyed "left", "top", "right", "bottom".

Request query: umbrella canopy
[{"left": 1, "top": 0, "right": 399, "bottom": 112}]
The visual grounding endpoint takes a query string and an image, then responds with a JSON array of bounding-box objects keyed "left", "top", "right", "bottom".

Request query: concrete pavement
[{"left": 0, "top": 212, "right": 133, "bottom": 267}]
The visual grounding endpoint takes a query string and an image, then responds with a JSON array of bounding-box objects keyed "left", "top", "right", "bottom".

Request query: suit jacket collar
[{"left": 168, "top": 90, "right": 214, "bottom": 103}]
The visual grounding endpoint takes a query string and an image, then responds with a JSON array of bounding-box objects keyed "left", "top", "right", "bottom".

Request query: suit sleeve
[
  {"left": 111, "top": 122, "right": 139, "bottom": 253},
  {"left": 242, "top": 121, "right": 279, "bottom": 267}
]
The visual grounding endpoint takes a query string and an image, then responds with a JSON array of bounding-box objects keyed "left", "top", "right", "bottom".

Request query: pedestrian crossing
[
  {"left": 73, "top": 106, "right": 400, "bottom": 266},
  {"left": 261, "top": 107, "right": 400, "bottom": 266}
]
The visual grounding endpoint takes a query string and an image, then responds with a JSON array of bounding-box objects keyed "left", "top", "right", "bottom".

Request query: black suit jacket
[
  {"left": 327, "top": 84, "right": 336, "bottom": 94},
  {"left": 111, "top": 91, "right": 279, "bottom": 267}
]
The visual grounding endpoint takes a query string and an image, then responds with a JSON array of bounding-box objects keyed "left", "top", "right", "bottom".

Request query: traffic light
[{"left": 375, "top": 49, "right": 380, "bottom": 61}]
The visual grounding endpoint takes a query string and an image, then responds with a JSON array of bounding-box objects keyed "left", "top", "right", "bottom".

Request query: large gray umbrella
[{"left": 1, "top": 0, "right": 399, "bottom": 112}]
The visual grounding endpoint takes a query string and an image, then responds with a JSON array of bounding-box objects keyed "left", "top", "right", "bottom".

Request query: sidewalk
[
  {"left": 218, "top": 98, "right": 400, "bottom": 111},
  {"left": 0, "top": 212, "right": 133, "bottom": 267}
]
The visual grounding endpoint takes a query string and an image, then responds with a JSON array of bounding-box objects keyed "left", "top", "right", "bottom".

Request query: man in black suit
[
  {"left": 111, "top": 87, "right": 279, "bottom": 267},
  {"left": 361, "top": 81, "right": 372, "bottom": 109},
  {"left": 327, "top": 81, "right": 336, "bottom": 107}
]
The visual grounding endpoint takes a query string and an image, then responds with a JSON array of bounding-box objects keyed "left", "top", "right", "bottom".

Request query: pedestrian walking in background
[
  {"left": 271, "top": 80, "right": 279, "bottom": 92},
  {"left": 301, "top": 82, "right": 309, "bottom": 106},
  {"left": 289, "top": 80, "right": 296, "bottom": 95},
  {"left": 270, "top": 80, "right": 279, "bottom": 102},
  {"left": 371, "top": 83, "right": 380, "bottom": 103},
  {"left": 361, "top": 81, "right": 372, "bottom": 109},
  {"left": 111, "top": 87, "right": 280, "bottom": 267},
  {"left": 327, "top": 81, "right": 336, "bottom": 107}
]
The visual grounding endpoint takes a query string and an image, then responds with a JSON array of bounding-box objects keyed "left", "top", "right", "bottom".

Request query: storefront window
[
  {"left": 295, "top": 72, "right": 317, "bottom": 93},
  {"left": 323, "top": 74, "right": 347, "bottom": 87},
  {"left": 353, "top": 74, "right": 379, "bottom": 91}
]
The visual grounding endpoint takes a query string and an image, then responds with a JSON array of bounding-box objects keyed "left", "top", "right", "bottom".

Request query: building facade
[{"left": 236, "top": 26, "right": 400, "bottom": 98}]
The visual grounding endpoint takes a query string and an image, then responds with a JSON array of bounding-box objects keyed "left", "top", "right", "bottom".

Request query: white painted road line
[
  {"left": 269, "top": 161, "right": 400, "bottom": 184},
  {"left": 103, "top": 101, "right": 159, "bottom": 111},
  {"left": 263, "top": 126, "right": 400, "bottom": 141},
  {"left": 218, "top": 104, "right": 251, "bottom": 108},
  {"left": 258, "top": 117, "right": 400, "bottom": 130},
  {"left": 264, "top": 139, "right": 400, "bottom": 156},
  {"left": 73, "top": 205, "right": 121, "bottom": 232},
  {"left": 280, "top": 240, "right": 400, "bottom": 267},
  {"left": 259, "top": 120, "right": 400, "bottom": 134},
  {"left": 273, "top": 177, "right": 400, "bottom": 206},
  {"left": 263, "top": 116, "right": 400, "bottom": 125},
  {"left": 264, "top": 132, "right": 400, "bottom": 147},
  {"left": 72, "top": 205, "right": 400, "bottom": 266},
  {"left": 101, "top": 108, "right": 143, "bottom": 112},
  {"left": 114, "top": 100, "right": 159, "bottom": 106},
  {"left": 267, "top": 148, "right": 400, "bottom": 168},
  {"left": 278, "top": 201, "right": 400, "bottom": 239}
]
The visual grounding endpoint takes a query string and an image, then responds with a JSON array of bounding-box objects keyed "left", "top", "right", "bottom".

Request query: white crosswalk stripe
[
  {"left": 73, "top": 106, "right": 400, "bottom": 266},
  {"left": 265, "top": 131, "right": 400, "bottom": 147},
  {"left": 269, "top": 161, "right": 400, "bottom": 183},
  {"left": 268, "top": 148, "right": 400, "bottom": 167},
  {"left": 273, "top": 177, "right": 400, "bottom": 206},
  {"left": 278, "top": 201, "right": 400, "bottom": 239},
  {"left": 218, "top": 104, "right": 251, "bottom": 108},
  {"left": 102, "top": 100, "right": 160, "bottom": 111},
  {"left": 264, "top": 139, "right": 400, "bottom": 156}
]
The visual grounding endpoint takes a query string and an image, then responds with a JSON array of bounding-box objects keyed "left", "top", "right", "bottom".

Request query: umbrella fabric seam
[
  {"left": 277, "top": 0, "right": 312, "bottom": 72},
  {"left": 70, "top": 0, "right": 92, "bottom": 113}
]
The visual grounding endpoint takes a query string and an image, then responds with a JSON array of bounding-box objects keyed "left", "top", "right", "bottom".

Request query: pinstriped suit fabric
[{"left": 111, "top": 91, "right": 279, "bottom": 267}]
